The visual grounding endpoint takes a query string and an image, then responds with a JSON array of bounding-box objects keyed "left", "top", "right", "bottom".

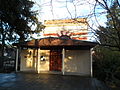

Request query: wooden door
[{"left": 50, "top": 50, "right": 62, "bottom": 71}]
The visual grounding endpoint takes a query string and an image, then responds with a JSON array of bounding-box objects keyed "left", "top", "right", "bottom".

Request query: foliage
[
  {"left": 0, "top": 0, "right": 44, "bottom": 57},
  {"left": 0, "top": 0, "right": 44, "bottom": 43},
  {"left": 95, "top": 0, "right": 120, "bottom": 50},
  {"left": 93, "top": 1, "right": 120, "bottom": 88},
  {"left": 93, "top": 46, "right": 120, "bottom": 87},
  {"left": 0, "top": 56, "right": 15, "bottom": 73}
]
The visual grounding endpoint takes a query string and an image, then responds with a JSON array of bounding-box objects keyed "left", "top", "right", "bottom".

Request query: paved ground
[{"left": 0, "top": 72, "right": 110, "bottom": 90}]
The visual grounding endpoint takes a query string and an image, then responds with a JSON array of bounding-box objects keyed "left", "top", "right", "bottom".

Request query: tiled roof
[{"left": 13, "top": 37, "right": 97, "bottom": 49}]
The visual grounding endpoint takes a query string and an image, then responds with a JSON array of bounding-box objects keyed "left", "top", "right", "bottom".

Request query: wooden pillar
[
  {"left": 37, "top": 48, "right": 41, "bottom": 73},
  {"left": 90, "top": 48, "right": 93, "bottom": 77},
  {"left": 62, "top": 48, "right": 65, "bottom": 75},
  {"left": 15, "top": 48, "right": 19, "bottom": 72}
]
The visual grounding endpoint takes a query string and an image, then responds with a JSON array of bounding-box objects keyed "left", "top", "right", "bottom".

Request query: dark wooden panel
[{"left": 50, "top": 50, "right": 62, "bottom": 71}]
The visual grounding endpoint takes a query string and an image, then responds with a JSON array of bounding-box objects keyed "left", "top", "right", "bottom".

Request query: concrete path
[{"left": 0, "top": 73, "right": 110, "bottom": 90}]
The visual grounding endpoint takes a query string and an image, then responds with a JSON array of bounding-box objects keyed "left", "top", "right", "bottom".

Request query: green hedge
[{"left": 93, "top": 46, "right": 120, "bottom": 87}]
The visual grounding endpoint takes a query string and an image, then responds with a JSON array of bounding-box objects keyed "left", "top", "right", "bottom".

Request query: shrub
[{"left": 93, "top": 46, "right": 120, "bottom": 87}]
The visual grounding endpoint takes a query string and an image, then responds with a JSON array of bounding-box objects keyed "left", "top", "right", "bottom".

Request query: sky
[
  {"left": 32, "top": 0, "right": 107, "bottom": 26},
  {"left": 33, "top": 0, "right": 95, "bottom": 19}
]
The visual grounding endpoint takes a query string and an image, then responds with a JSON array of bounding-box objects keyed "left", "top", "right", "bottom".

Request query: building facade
[
  {"left": 14, "top": 18, "right": 96, "bottom": 76},
  {"left": 14, "top": 37, "right": 96, "bottom": 76}
]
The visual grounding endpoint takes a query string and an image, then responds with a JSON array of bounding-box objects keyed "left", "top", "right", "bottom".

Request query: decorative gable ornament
[{"left": 57, "top": 30, "right": 71, "bottom": 39}]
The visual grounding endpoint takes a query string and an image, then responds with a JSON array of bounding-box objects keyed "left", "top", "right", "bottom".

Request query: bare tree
[
  {"left": 33, "top": 0, "right": 120, "bottom": 50},
  {"left": 93, "top": 0, "right": 120, "bottom": 51}
]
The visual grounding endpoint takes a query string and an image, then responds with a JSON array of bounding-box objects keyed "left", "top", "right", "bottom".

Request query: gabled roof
[{"left": 13, "top": 37, "right": 97, "bottom": 50}]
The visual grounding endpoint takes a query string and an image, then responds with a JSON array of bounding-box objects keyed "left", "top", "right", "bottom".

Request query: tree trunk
[
  {"left": 0, "top": 21, "right": 5, "bottom": 71},
  {"left": 1, "top": 33, "right": 5, "bottom": 57}
]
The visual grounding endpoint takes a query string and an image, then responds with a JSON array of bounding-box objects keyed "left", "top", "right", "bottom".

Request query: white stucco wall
[
  {"left": 20, "top": 49, "right": 37, "bottom": 71},
  {"left": 39, "top": 50, "right": 50, "bottom": 71},
  {"left": 64, "top": 50, "right": 91, "bottom": 76},
  {"left": 20, "top": 49, "right": 91, "bottom": 76},
  {"left": 20, "top": 49, "right": 50, "bottom": 72}
]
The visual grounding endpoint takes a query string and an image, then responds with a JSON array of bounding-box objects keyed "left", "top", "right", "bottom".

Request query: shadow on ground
[{"left": 0, "top": 72, "right": 110, "bottom": 90}]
